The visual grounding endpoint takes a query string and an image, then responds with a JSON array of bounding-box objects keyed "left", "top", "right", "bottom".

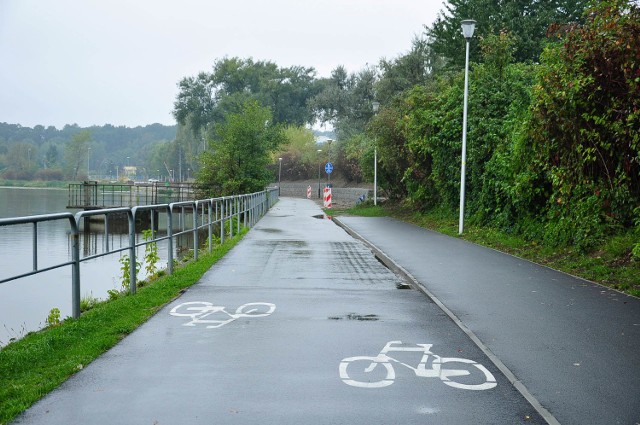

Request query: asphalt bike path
[
  {"left": 335, "top": 216, "right": 640, "bottom": 425},
  {"left": 16, "top": 198, "right": 546, "bottom": 424}
]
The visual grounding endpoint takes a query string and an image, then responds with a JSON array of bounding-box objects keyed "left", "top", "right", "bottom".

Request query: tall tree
[
  {"left": 4, "top": 143, "right": 35, "bottom": 179},
  {"left": 196, "top": 100, "right": 284, "bottom": 196},
  {"left": 427, "top": 0, "right": 588, "bottom": 67},
  {"left": 64, "top": 130, "right": 91, "bottom": 180},
  {"left": 375, "top": 36, "right": 441, "bottom": 104},
  {"left": 173, "top": 57, "right": 319, "bottom": 137},
  {"left": 309, "top": 65, "right": 377, "bottom": 140}
]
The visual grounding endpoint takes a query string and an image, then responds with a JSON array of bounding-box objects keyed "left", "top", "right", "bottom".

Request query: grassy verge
[
  {"left": 330, "top": 202, "right": 640, "bottom": 297},
  {"left": 0, "top": 230, "right": 246, "bottom": 425}
]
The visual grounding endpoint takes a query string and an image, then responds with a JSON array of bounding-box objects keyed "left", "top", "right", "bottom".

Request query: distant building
[{"left": 123, "top": 166, "right": 137, "bottom": 178}]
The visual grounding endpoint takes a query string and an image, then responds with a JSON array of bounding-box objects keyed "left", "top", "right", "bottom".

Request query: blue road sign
[{"left": 325, "top": 162, "right": 333, "bottom": 174}]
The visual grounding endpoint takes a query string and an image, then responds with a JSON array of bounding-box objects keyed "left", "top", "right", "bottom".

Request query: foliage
[
  {"left": 118, "top": 254, "right": 141, "bottom": 293},
  {"left": 376, "top": 36, "right": 441, "bottom": 104},
  {"left": 196, "top": 100, "right": 285, "bottom": 196},
  {"left": 309, "top": 65, "right": 377, "bottom": 141},
  {"left": 173, "top": 57, "right": 319, "bottom": 137},
  {"left": 341, "top": 133, "right": 374, "bottom": 183},
  {"left": 142, "top": 229, "right": 160, "bottom": 277},
  {"left": 63, "top": 130, "right": 92, "bottom": 180},
  {"left": 80, "top": 294, "right": 101, "bottom": 313},
  {"left": 33, "top": 169, "right": 64, "bottom": 181},
  {"left": 367, "top": 97, "right": 412, "bottom": 200},
  {"left": 45, "top": 308, "right": 61, "bottom": 328},
  {"left": 427, "top": 0, "right": 588, "bottom": 67},
  {"left": 273, "top": 126, "right": 319, "bottom": 180},
  {"left": 0, "top": 122, "right": 176, "bottom": 182},
  {"left": 530, "top": 0, "right": 640, "bottom": 250},
  {"left": 370, "top": 0, "right": 638, "bottom": 256}
]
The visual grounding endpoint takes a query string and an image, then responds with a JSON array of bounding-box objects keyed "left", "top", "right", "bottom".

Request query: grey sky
[{"left": 0, "top": 0, "right": 441, "bottom": 129}]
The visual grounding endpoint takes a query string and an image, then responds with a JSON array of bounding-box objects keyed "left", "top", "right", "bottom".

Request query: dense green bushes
[{"left": 373, "top": 0, "right": 639, "bottom": 253}]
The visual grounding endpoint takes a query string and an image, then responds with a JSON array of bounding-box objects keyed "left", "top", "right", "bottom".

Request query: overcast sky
[{"left": 0, "top": 0, "right": 442, "bottom": 129}]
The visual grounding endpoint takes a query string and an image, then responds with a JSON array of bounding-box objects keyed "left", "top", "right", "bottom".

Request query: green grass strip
[{"left": 0, "top": 230, "right": 246, "bottom": 424}]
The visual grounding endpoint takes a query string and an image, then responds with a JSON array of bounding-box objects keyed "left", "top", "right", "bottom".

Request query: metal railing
[
  {"left": 67, "top": 181, "right": 196, "bottom": 209},
  {"left": 0, "top": 188, "right": 279, "bottom": 319}
]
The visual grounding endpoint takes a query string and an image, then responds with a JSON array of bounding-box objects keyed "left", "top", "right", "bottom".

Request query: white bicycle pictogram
[
  {"left": 169, "top": 301, "right": 276, "bottom": 328},
  {"left": 339, "top": 340, "right": 497, "bottom": 390}
]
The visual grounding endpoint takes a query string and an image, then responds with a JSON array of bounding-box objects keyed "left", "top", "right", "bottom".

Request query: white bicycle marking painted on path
[
  {"left": 169, "top": 302, "right": 276, "bottom": 328},
  {"left": 339, "top": 340, "right": 497, "bottom": 390}
]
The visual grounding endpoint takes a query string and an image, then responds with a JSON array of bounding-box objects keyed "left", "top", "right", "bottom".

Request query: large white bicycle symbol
[
  {"left": 169, "top": 301, "right": 276, "bottom": 328},
  {"left": 339, "top": 340, "right": 497, "bottom": 390}
]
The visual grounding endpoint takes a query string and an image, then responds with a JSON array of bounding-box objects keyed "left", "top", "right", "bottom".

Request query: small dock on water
[{"left": 68, "top": 181, "right": 197, "bottom": 210}]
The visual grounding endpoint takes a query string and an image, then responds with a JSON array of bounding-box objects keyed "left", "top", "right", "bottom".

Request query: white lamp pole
[
  {"left": 372, "top": 101, "right": 380, "bottom": 206},
  {"left": 459, "top": 19, "right": 476, "bottom": 235},
  {"left": 317, "top": 149, "right": 322, "bottom": 198}
]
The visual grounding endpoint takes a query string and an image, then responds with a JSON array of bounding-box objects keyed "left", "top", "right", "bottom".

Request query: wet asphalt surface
[
  {"left": 15, "top": 198, "right": 562, "bottom": 424},
  {"left": 337, "top": 216, "right": 640, "bottom": 425}
]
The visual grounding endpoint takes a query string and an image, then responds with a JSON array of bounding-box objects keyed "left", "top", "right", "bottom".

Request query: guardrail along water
[{"left": 0, "top": 188, "right": 279, "bottom": 345}]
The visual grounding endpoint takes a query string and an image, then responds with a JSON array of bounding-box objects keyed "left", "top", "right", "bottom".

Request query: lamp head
[{"left": 461, "top": 19, "right": 476, "bottom": 40}]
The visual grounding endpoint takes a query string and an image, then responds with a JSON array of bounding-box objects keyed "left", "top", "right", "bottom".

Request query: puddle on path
[
  {"left": 329, "top": 313, "right": 380, "bottom": 321},
  {"left": 256, "top": 228, "right": 283, "bottom": 233}
]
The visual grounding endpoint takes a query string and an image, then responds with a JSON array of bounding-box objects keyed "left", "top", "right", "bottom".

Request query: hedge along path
[{"left": 0, "top": 230, "right": 246, "bottom": 425}]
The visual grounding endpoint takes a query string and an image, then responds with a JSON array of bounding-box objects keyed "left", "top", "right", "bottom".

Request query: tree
[
  {"left": 196, "top": 100, "right": 285, "bottom": 196},
  {"left": 274, "top": 126, "right": 319, "bottom": 180},
  {"left": 427, "top": 0, "right": 588, "bottom": 67},
  {"left": 44, "top": 145, "right": 59, "bottom": 168},
  {"left": 64, "top": 130, "right": 91, "bottom": 180},
  {"left": 173, "top": 57, "right": 319, "bottom": 137},
  {"left": 375, "top": 36, "right": 441, "bottom": 104},
  {"left": 4, "top": 143, "right": 35, "bottom": 179},
  {"left": 310, "top": 66, "right": 377, "bottom": 140}
]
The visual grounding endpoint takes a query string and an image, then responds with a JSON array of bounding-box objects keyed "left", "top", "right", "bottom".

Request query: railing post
[
  {"left": 251, "top": 194, "right": 255, "bottom": 228},
  {"left": 208, "top": 200, "right": 213, "bottom": 252},
  {"left": 193, "top": 202, "right": 199, "bottom": 262},
  {"left": 237, "top": 196, "right": 241, "bottom": 235},
  {"left": 229, "top": 197, "right": 233, "bottom": 238},
  {"left": 128, "top": 210, "right": 137, "bottom": 294},
  {"left": 220, "top": 199, "right": 225, "bottom": 244},
  {"left": 71, "top": 229, "right": 81, "bottom": 319},
  {"left": 104, "top": 215, "right": 110, "bottom": 252},
  {"left": 32, "top": 222, "right": 38, "bottom": 271},
  {"left": 243, "top": 196, "right": 247, "bottom": 228},
  {"left": 167, "top": 206, "right": 174, "bottom": 275}
]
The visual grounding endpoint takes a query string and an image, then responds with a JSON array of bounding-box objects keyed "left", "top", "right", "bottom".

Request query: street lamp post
[
  {"left": 278, "top": 157, "right": 282, "bottom": 185},
  {"left": 459, "top": 19, "right": 476, "bottom": 235},
  {"left": 372, "top": 101, "right": 380, "bottom": 205},
  {"left": 87, "top": 147, "right": 91, "bottom": 179},
  {"left": 317, "top": 149, "right": 322, "bottom": 198}
]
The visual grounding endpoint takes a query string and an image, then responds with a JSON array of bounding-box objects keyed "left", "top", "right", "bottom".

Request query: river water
[{"left": 0, "top": 187, "right": 175, "bottom": 346}]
